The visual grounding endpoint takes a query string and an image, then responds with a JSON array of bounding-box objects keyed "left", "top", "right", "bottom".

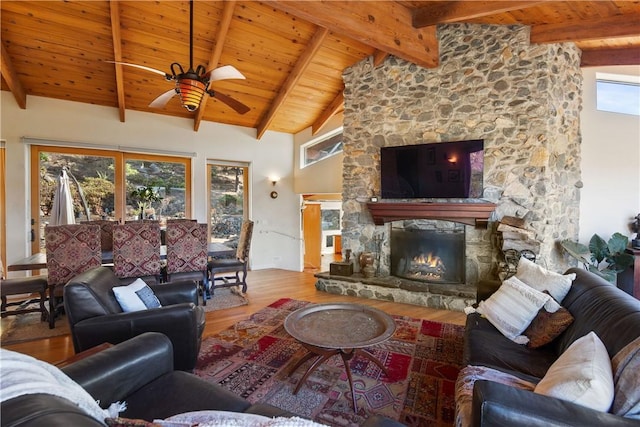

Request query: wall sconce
[{"left": 270, "top": 177, "right": 279, "bottom": 199}]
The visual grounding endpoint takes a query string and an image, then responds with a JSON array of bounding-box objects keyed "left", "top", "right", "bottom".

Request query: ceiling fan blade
[
  {"left": 149, "top": 89, "right": 177, "bottom": 109},
  {"left": 208, "top": 91, "right": 250, "bottom": 115},
  {"left": 206, "top": 65, "right": 246, "bottom": 82},
  {"left": 106, "top": 61, "right": 171, "bottom": 78}
]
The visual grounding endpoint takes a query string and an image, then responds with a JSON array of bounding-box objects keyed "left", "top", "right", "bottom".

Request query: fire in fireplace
[{"left": 390, "top": 226, "right": 465, "bottom": 284}]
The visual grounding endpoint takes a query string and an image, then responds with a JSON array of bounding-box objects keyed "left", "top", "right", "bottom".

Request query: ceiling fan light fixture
[{"left": 177, "top": 77, "right": 207, "bottom": 111}]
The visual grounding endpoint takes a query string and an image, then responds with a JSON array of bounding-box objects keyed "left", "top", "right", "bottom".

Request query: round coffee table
[{"left": 284, "top": 303, "right": 396, "bottom": 412}]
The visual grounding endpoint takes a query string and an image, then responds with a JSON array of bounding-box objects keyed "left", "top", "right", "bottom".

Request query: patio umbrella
[{"left": 50, "top": 169, "right": 75, "bottom": 225}]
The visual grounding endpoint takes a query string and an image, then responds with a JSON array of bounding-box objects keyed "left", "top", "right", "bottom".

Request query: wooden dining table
[{"left": 7, "top": 242, "right": 235, "bottom": 272}]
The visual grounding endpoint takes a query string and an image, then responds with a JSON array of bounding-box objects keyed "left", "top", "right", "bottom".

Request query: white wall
[
  {"left": 579, "top": 66, "right": 640, "bottom": 243},
  {"left": 1, "top": 93, "right": 301, "bottom": 272},
  {"left": 293, "top": 114, "right": 343, "bottom": 195}
]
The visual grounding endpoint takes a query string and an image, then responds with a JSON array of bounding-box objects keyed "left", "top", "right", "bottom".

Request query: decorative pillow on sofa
[
  {"left": 476, "top": 276, "right": 555, "bottom": 345},
  {"left": 534, "top": 331, "right": 614, "bottom": 412},
  {"left": 611, "top": 336, "right": 640, "bottom": 419},
  {"left": 112, "top": 278, "right": 162, "bottom": 312},
  {"left": 523, "top": 300, "right": 574, "bottom": 349},
  {"left": 515, "top": 257, "right": 576, "bottom": 303}
]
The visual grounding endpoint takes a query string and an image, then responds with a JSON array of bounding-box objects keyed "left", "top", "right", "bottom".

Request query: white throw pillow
[
  {"left": 112, "top": 278, "right": 162, "bottom": 312},
  {"left": 476, "top": 276, "right": 553, "bottom": 345},
  {"left": 515, "top": 257, "right": 576, "bottom": 303},
  {"left": 534, "top": 331, "right": 614, "bottom": 412}
]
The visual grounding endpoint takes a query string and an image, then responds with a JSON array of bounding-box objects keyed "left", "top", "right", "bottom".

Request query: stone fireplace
[{"left": 316, "top": 23, "right": 583, "bottom": 311}]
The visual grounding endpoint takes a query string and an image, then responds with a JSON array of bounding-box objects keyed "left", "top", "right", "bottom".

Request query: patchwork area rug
[{"left": 195, "top": 298, "right": 465, "bottom": 427}]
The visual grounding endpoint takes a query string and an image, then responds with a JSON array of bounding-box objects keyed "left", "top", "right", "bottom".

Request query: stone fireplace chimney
[{"left": 340, "top": 23, "right": 583, "bottom": 290}]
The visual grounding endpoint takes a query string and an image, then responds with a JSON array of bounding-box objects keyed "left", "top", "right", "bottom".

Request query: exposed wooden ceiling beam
[
  {"left": 531, "top": 14, "right": 640, "bottom": 44},
  {"left": 109, "top": 0, "right": 125, "bottom": 123},
  {"left": 194, "top": 0, "right": 236, "bottom": 132},
  {"left": 412, "top": 1, "right": 550, "bottom": 28},
  {"left": 0, "top": 43, "right": 26, "bottom": 109},
  {"left": 264, "top": 1, "right": 438, "bottom": 69},
  {"left": 311, "top": 50, "right": 388, "bottom": 135},
  {"left": 581, "top": 47, "right": 640, "bottom": 67},
  {"left": 256, "top": 27, "right": 328, "bottom": 140},
  {"left": 373, "top": 50, "right": 390, "bottom": 67},
  {"left": 312, "top": 92, "right": 344, "bottom": 136}
]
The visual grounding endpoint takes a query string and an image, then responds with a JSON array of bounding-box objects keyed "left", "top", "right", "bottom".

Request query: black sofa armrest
[
  {"left": 71, "top": 304, "right": 202, "bottom": 371},
  {"left": 150, "top": 280, "right": 198, "bottom": 306},
  {"left": 63, "top": 333, "right": 174, "bottom": 411},
  {"left": 472, "top": 380, "right": 639, "bottom": 427}
]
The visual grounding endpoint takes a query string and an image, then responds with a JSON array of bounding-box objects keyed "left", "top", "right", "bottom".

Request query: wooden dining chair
[
  {"left": 0, "top": 259, "right": 49, "bottom": 321},
  {"left": 207, "top": 220, "right": 254, "bottom": 296},
  {"left": 112, "top": 222, "right": 162, "bottom": 284},
  {"left": 165, "top": 222, "right": 209, "bottom": 303},
  {"left": 45, "top": 224, "right": 102, "bottom": 328}
]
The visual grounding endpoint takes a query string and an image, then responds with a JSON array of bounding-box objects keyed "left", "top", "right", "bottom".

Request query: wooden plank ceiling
[{"left": 2, "top": 1, "right": 639, "bottom": 138}]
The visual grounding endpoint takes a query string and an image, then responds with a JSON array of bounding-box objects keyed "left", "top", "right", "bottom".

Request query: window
[
  {"left": 207, "top": 161, "right": 249, "bottom": 245},
  {"left": 596, "top": 73, "right": 640, "bottom": 116},
  {"left": 302, "top": 128, "right": 343, "bottom": 167},
  {"left": 31, "top": 145, "right": 191, "bottom": 253}
]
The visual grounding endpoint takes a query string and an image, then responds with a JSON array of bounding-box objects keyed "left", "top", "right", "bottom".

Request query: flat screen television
[{"left": 380, "top": 139, "right": 484, "bottom": 199}]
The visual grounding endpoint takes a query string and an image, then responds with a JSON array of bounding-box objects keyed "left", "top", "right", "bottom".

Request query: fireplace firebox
[{"left": 390, "top": 227, "right": 465, "bottom": 284}]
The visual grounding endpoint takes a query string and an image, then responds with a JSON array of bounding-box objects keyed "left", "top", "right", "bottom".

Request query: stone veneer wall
[{"left": 341, "top": 24, "right": 583, "bottom": 283}]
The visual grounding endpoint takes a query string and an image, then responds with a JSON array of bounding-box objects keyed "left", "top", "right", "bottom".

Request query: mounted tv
[{"left": 380, "top": 139, "right": 484, "bottom": 199}]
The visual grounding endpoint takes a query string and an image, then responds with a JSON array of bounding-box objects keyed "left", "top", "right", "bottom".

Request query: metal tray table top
[{"left": 284, "top": 303, "right": 396, "bottom": 349}]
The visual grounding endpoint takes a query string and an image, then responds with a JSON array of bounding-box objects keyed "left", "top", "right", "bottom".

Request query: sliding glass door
[{"left": 30, "top": 145, "right": 191, "bottom": 254}]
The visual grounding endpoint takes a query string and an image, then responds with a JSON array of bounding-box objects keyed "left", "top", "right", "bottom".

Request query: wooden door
[{"left": 303, "top": 203, "right": 321, "bottom": 269}]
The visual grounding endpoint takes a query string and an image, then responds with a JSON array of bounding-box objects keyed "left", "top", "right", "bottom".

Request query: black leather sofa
[
  {"left": 1, "top": 332, "right": 403, "bottom": 426},
  {"left": 461, "top": 268, "right": 640, "bottom": 426},
  {"left": 63, "top": 266, "right": 205, "bottom": 372}
]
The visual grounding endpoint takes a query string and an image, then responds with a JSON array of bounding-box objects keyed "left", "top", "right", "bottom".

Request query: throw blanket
[
  {"left": 162, "top": 411, "right": 329, "bottom": 427},
  {"left": 0, "top": 348, "right": 124, "bottom": 424}
]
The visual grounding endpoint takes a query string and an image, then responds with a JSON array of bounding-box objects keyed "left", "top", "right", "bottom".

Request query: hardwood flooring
[{"left": 1, "top": 268, "right": 467, "bottom": 365}]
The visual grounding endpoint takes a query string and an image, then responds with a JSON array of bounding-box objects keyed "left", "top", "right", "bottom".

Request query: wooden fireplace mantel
[{"left": 366, "top": 202, "right": 496, "bottom": 227}]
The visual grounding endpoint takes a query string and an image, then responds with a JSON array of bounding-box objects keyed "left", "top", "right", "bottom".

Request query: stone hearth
[
  {"left": 317, "top": 23, "right": 583, "bottom": 311},
  {"left": 315, "top": 272, "right": 475, "bottom": 311}
]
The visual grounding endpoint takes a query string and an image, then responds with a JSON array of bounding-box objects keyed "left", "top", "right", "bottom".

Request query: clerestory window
[{"left": 301, "top": 128, "right": 344, "bottom": 168}]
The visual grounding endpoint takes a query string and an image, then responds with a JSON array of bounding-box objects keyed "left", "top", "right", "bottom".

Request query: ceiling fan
[{"left": 108, "top": 0, "right": 249, "bottom": 114}]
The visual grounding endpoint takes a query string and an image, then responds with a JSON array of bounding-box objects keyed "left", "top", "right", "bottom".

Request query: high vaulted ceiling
[{"left": 2, "top": 1, "right": 639, "bottom": 138}]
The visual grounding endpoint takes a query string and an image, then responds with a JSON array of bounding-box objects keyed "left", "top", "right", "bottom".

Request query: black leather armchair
[{"left": 63, "top": 266, "right": 205, "bottom": 371}]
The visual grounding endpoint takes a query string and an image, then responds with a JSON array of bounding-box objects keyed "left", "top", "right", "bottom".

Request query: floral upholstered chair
[
  {"left": 165, "top": 221, "right": 208, "bottom": 300},
  {"left": 81, "top": 220, "right": 117, "bottom": 252},
  {"left": 112, "top": 222, "right": 162, "bottom": 284},
  {"left": 45, "top": 224, "right": 102, "bottom": 328}
]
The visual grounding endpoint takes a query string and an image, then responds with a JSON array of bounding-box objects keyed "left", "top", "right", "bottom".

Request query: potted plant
[
  {"left": 560, "top": 233, "right": 634, "bottom": 284},
  {"left": 130, "top": 185, "right": 162, "bottom": 220}
]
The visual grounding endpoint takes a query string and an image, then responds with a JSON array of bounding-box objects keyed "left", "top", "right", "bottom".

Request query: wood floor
[{"left": 1, "top": 268, "right": 467, "bottom": 365}]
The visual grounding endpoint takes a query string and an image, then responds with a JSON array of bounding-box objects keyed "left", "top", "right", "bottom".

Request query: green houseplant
[
  {"left": 560, "top": 233, "right": 634, "bottom": 284},
  {"left": 130, "top": 185, "right": 162, "bottom": 219}
]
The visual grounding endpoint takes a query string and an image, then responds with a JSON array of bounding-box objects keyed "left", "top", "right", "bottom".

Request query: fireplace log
[
  {"left": 497, "top": 223, "right": 536, "bottom": 240},
  {"left": 499, "top": 216, "right": 526, "bottom": 228},
  {"left": 501, "top": 238, "right": 541, "bottom": 253}
]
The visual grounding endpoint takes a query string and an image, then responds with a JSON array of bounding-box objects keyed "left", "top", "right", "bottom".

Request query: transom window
[
  {"left": 596, "top": 72, "right": 640, "bottom": 116},
  {"left": 301, "top": 128, "right": 344, "bottom": 168}
]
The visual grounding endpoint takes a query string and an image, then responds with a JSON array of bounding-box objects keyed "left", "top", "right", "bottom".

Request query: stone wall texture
[{"left": 341, "top": 24, "right": 583, "bottom": 282}]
